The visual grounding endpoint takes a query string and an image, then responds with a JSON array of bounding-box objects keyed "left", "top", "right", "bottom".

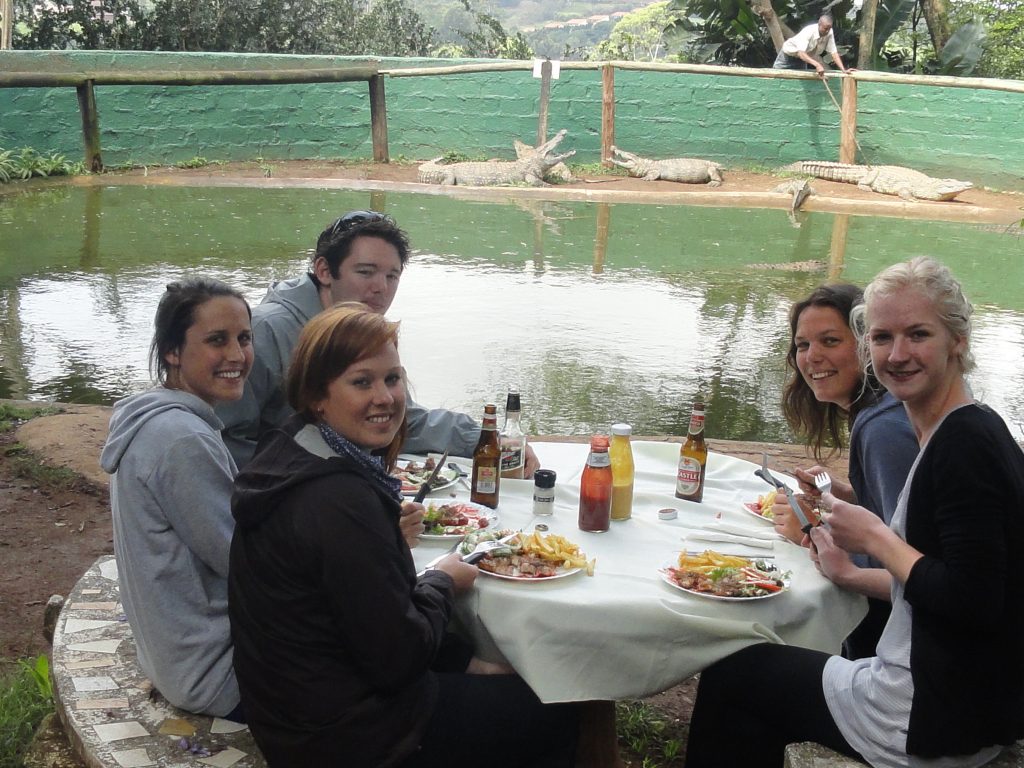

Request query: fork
[{"left": 813, "top": 471, "right": 833, "bottom": 497}]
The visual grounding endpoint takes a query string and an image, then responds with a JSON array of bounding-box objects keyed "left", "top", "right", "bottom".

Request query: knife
[
  {"left": 412, "top": 451, "right": 449, "bottom": 504},
  {"left": 780, "top": 483, "right": 815, "bottom": 535},
  {"left": 754, "top": 457, "right": 815, "bottom": 534}
]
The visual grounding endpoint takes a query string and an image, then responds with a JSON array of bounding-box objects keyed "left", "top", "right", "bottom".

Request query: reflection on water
[{"left": 1, "top": 183, "right": 1022, "bottom": 442}]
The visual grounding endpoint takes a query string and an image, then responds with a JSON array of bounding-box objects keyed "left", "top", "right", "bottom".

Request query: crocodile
[
  {"left": 784, "top": 161, "right": 973, "bottom": 202},
  {"left": 609, "top": 146, "right": 723, "bottom": 186},
  {"left": 772, "top": 179, "right": 815, "bottom": 228},
  {"left": 419, "top": 130, "right": 575, "bottom": 186},
  {"left": 513, "top": 130, "right": 576, "bottom": 183}
]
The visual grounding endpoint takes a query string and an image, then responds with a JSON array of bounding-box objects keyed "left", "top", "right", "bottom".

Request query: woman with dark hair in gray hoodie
[{"left": 100, "top": 277, "right": 252, "bottom": 719}]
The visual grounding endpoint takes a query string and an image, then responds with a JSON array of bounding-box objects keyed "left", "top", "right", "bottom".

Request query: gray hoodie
[
  {"left": 216, "top": 273, "right": 481, "bottom": 469},
  {"left": 100, "top": 387, "right": 239, "bottom": 717}
]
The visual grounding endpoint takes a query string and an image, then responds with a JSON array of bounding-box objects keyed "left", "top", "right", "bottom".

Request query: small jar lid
[
  {"left": 590, "top": 434, "right": 610, "bottom": 451},
  {"left": 658, "top": 508, "right": 678, "bottom": 521},
  {"left": 611, "top": 423, "right": 632, "bottom": 436},
  {"left": 533, "top": 469, "right": 556, "bottom": 488}
]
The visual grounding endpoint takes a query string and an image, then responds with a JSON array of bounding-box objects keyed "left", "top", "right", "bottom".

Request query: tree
[
  {"left": 14, "top": 0, "right": 147, "bottom": 50},
  {"left": 434, "top": 0, "right": 532, "bottom": 59},
  {"left": 592, "top": 1, "right": 686, "bottom": 61},
  {"left": 348, "top": 0, "right": 434, "bottom": 56}
]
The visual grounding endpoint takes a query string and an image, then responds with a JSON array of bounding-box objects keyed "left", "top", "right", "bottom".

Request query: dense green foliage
[
  {"left": 950, "top": 0, "right": 1024, "bottom": 78},
  {"left": 0, "top": 658, "right": 52, "bottom": 768},
  {"left": 0, "top": 148, "right": 85, "bottom": 184}
]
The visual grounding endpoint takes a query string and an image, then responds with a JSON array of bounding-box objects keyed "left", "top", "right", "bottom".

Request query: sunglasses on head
[{"left": 327, "top": 210, "right": 393, "bottom": 238}]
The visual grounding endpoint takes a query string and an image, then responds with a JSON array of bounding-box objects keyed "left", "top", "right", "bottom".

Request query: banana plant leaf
[
  {"left": 938, "top": 19, "right": 987, "bottom": 75},
  {"left": 872, "top": 0, "right": 916, "bottom": 52}
]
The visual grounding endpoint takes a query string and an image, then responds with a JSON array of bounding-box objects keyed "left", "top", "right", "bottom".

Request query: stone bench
[
  {"left": 51, "top": 555, "right": 266, "bottom": 768},
  {"left": 785, "top": 740, "right": 1024, "bottom": 767}
]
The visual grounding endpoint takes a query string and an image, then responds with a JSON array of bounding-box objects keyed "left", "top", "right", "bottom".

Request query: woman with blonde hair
[
  {"left": 686, "top": 257, "right": 1024, "bottom": 766},
  {"left": 228, "top": 303, "right": 577, "bottom": 768},
  {"left": 775, "top": 283, "right": 919, "bottom": 658}
]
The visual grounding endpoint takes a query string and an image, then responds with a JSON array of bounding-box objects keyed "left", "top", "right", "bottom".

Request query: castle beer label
[{"left": 676, "top": 457, "right": 703, "bottom": 496}]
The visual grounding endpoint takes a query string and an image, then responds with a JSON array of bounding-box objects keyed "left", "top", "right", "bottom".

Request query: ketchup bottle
[{"left": 578, "top": 435, "right": 612, "bottom": 533}]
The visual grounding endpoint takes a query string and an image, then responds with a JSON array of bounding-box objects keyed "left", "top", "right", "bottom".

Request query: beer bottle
[
  {"left": 471, "top": 403, "right": 501, "bottom": 508},
  {"left": 499, "top": 388, "right": 527, "bottom": 480},
  {"left": 675, "top": 399, "right": 708, "bottom": 503}
]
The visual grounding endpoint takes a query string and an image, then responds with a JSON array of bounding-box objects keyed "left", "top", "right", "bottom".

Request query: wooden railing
[{"left": 0, "top": 65, "right": 384, "bottom": 172}]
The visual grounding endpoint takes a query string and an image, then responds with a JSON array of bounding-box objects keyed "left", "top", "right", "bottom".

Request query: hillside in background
[{"left": 410, "top": 0, "right": 660, "bottom": 58}]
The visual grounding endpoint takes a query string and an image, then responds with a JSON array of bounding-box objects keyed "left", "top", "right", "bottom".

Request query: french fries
[
  {"left": 676, "top": 549, "right": 753, "bottom": 573},
  {"left": 517, "top": 531, "right": 596, "bottom": 576},
  {"left": 758, "top": 488, "right": 777, "bottom": 513}
]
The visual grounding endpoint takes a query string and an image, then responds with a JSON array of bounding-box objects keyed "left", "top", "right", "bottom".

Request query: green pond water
[{"left": 1, "top": 182, "right": 1022, "bottom": 443}]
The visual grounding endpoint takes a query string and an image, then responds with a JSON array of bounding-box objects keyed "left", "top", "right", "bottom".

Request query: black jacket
[
  {"left": 904, "top": 404, "right": 1024, "bottom": 756},
  {"left": 228, "top": 415, "right": 454, "bottom": 767}
]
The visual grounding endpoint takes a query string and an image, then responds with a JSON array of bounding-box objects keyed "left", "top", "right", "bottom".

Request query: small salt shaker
[{"left": 533, "top": 469, "right": 556, "bottom": 516}]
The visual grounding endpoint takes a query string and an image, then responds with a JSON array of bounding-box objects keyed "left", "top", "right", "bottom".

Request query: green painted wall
[{"left": 1, "top": 51, "right": 1022, "bottom": 189}]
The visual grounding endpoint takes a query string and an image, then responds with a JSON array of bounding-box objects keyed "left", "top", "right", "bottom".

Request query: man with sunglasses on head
[{"left": 217, "top": 211, "right": 541, "bottom": 476}]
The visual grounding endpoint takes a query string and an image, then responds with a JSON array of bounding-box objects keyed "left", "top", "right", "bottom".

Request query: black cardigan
[{"left": 903, "top": 404, "right": 1024, "bottom": 756}]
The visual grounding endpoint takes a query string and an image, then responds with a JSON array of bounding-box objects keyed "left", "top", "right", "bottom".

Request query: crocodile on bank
[
  {"left": 784, "top": 161, "right": 972, "bottom": 202},
  {"left": 419, "top": 130, "right": 575, "bottom": 186},
  {"left": 609, "top": 146, "right": 723, "bottom": 186},
  {"left": 513, "top": 130, "right": 576, "bottom": 183}
]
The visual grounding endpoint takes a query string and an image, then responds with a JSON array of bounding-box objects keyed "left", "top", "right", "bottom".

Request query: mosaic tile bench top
[{"left": 51, "top": 555, "right": 266, "bottom": 768}]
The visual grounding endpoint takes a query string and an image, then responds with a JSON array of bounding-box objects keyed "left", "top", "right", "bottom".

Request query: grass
[
  {"left": 0, "top": 148, "right": 86, "bottom": 184},
  {"left": 0, "top": 657, "right": 53, "bottom": 768},
  {"left": 0, "top": 404, "right": 59, "bottom": 434},
  {"left": 2, "top": 444, "right": 83, "bottom": 492},
  {"left": 616, "top": 700, "right": 688, "bottom": 767},
  {"left": 569, "top": 161, "right": 627, "bottom": 177}
]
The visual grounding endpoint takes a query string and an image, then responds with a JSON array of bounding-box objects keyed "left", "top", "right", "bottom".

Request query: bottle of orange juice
[{"left": 609, "top": 423, "right": 635, "bottom": 521}]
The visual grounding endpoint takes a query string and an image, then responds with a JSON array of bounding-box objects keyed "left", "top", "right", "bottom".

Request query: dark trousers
[
  {"left": 773, "top": 50, "right": 812, "bottom": 70},
  {"left": 685, "top": 644, "right": 863, "bottom": 767},
  {"left": 400, "top": 672, "right": 578, "bottom": 768}
]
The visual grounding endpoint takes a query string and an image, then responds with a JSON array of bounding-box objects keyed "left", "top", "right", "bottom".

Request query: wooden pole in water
[
  {"left": 369, "top": 75, "right": 389, "bottom": 163},
  {"left": 76, "top": 80, "right": 103, "bottom": 172},
  {"left": 839, "top": 77, "right": 858, "bottom": 163},
  {"left": 537, "top": 59, "right": 551, "bottom": 145},
  {"left": 601, "top": 64, "right": 615, "bottom": 167},
  {"left": 592, "top": 203, "right": 610, "bottom": 274}
]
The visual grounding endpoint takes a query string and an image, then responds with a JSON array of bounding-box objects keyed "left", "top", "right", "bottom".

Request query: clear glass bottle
[
  {"left": 471, "top": 403, "right": 501, "bottom": 508},
  {"left": 499, "top": 387, "right": 527, "bottom": 480},
  {"left": 609, "top": 423, "right": 635, "bottom": 521},
  {"left": 675, "top": 399, "right": 708, "bottom": 503},
  {"left": 579, "top": 435, "right": 612, "bottom": 532}
]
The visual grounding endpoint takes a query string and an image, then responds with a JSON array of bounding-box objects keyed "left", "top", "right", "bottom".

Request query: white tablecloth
[{"left": 412, "top": 440, "right": 867, "bottom": 704}]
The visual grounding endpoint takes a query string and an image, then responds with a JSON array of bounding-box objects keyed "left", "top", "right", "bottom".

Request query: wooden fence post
[
  {"left": 76, "top": 80, "right": 103, "bottom": 172},
  {"left": 537, "top": 59, "right": 551, "bottom": 145},
  {"left": 839, "top": 77, "right": 858, "bottom": 164},
  {"left": 369, "top": 74, "right": 389, "bottom": 163},
  {"left": 601, "top": 64, "right": 615, "bottom": 167}
]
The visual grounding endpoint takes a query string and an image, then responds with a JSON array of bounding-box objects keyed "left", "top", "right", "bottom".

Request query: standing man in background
[{"left": 773, "top": 13, "right": 854, "bottom": 76}]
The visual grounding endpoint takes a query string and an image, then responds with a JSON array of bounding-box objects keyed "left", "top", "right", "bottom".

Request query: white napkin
[
  {"left": 700, "top": 521, "right": 776, "bottom": 540},
  {"left": 684, "top": 531, "right": 775, "bottom": 550}
]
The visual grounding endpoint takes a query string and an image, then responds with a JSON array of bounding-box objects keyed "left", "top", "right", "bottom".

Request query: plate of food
[
  {"left": 421, "top": 501, "right": 497, "bottom": 539},
  {"left": 395, "top": 456, "right": 459, "bottom": 496},
  {"left": 741, "top": 488, "right": 777, "bottom": 524},
  {"left": 460, "top": 530, "right": 595, "bottom": 581},
  {"left": 660, "top": 549, "right": 789, "bottom": 601}
]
